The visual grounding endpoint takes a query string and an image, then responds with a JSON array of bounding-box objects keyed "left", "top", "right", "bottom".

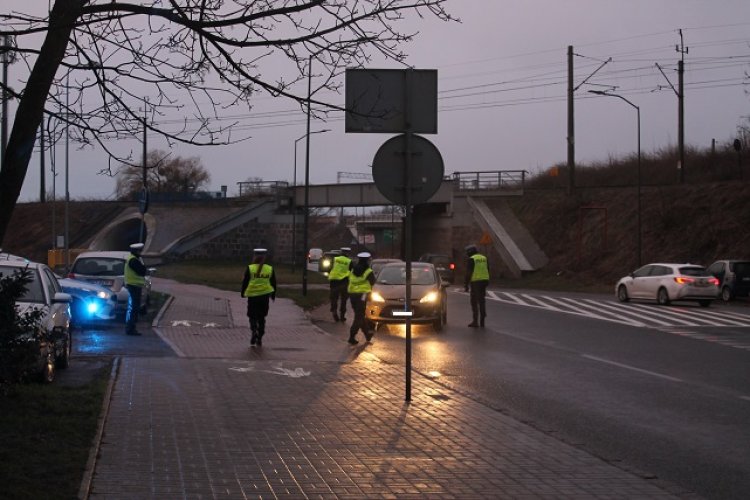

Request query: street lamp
[
  {"left": 588, "top": 90, "right": 642, "bottom": 267},
  {"left": 292, "top": 128, "right": 329, "bottom": 273}
]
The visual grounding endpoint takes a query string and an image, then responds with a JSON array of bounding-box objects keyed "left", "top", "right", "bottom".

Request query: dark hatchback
[{"left": 706, "top": 260, "right": 750, "bottom": 302}]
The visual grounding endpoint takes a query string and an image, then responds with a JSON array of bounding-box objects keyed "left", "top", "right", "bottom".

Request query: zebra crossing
[
  {"left": 478, "top": 290, "right": 750, "bottom": 351},
  {"left": 484, "top": 290, "right": 750, "bottom": 329}
]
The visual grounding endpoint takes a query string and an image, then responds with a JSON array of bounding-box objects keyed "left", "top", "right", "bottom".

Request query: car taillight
[
  {"left": 449, "top": 263, "right": 455, "bottom": 270},
  {"left": 708, "top": 277, "right": 719, "bottom": 286},
  {"left": 67, "top": 272, "right": 75, "bottom": 279},
  {"left": 674, "top": 277, "right": 694, "bottom": 285}
]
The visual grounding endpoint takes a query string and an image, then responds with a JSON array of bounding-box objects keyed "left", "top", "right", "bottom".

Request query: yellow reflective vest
[
  {"left": 243, "top": 264, "right": 275, "bottom": 297},
  {"left": 124, "top": 254, "right": 146, "bottom": 287},
  {"left": 347, "top": 268, "right": 373, "bottom": 294},
  {"left": 328, "top": 255, "right": 352, "bottom": 281},
  {"left": 470, "top": 254, "right": 489, "bottom": 282}
]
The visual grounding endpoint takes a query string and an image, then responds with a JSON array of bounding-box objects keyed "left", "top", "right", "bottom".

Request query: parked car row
[{"left": 615, "top": 259, "right": 750, "bottom": 307}]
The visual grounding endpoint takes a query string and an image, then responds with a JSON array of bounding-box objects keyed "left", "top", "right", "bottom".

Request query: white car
[
  {"left": 0, "top": 259, "right": 73, "bottom": 382},
  {"left": 616, "top": 263, "right": 719, "bottom": 307},
  {"left": 68, "top": 251, "right": 152, "bottom": 317}
]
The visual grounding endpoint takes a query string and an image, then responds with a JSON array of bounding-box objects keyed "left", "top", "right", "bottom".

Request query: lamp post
[
  {"left": 589, "top": 90, "right": 641, "bottom": 267},
  {"left": 292, "top": 129, "right": 329, "bottom": 273}
]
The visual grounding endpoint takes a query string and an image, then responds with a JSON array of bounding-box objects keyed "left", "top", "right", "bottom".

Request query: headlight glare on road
[
  {"left": 370, "top": 291, "right": 386, "bottom": 303},
  {"left": 420, "top": 291, "right": 439, "bottom": 303}
]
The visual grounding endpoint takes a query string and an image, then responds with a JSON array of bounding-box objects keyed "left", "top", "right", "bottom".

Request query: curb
[{"left": 77, "top": 356, "right": 120, "bottom": 500}]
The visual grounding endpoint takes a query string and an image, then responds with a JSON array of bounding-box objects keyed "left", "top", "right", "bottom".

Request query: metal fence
[{"left": 452, "top": 170, "right": 526, "bottom": 192}]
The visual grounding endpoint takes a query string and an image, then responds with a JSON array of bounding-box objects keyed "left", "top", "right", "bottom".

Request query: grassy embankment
[{"left": 155, "top": 259, "right": 331, "bottom": 310}]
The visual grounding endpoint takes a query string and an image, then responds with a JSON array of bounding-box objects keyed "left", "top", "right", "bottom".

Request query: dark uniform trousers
[
  {"left": 349, "top": 293, "right": 371, "bottom": 339},
  {"left": 247, "top": 294, "right": 271, "bottom": 338},
  {"left": 470, "top": 280, "right": 489, "bottom": 322},
  {"left": 125, "top": 284, "right": 143, "bottom": 334},
  {"left": 329, "top": 279, "right": 348, "bottom": 318}
]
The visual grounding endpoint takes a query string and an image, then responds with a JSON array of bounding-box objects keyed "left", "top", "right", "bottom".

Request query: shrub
[{"left": 0, "top": 268, "right": 45, "bottom": 386}]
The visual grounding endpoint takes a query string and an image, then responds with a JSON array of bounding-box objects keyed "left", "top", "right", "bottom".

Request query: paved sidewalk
[{"left": 86, "top": 278, "right": 681, "bottom": 499}]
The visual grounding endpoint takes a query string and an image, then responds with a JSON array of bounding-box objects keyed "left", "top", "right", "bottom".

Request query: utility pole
[
  {"left": 567, "top": 46, "right": 575, "bottom": 195},
  {"left": 567, "top": 46, "right": 610, "bottom": 195},
  {"left": 39, "top": 123, "right": 45, "bottom": 202},
  {"left": 677, "top": 29, "right": 687, "bottom": 184}
]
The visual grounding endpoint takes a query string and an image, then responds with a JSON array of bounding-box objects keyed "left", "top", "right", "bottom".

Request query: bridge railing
[
  {"left": 452, "top": 170, "right": 526, "bottom": 193},
  {"left": 237, "top": 180, "right": 289, "bottom": 198}
]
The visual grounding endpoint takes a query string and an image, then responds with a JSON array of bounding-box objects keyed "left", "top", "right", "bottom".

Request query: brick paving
[{"left": 86, "top": 278, "right": 679, "bottom": 499}]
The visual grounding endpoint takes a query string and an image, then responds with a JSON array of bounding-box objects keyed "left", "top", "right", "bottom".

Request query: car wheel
[
  {"left": 721, "top": 287, "right": 733, "bottom": 302},
  {"left": 698, "top": 300, "right": 711, "bottom": 308},
  {"left": 56, "top": 334, "right": 71, "bottom": 370},
  {"left": 617, "top": 285, "right": 629, "bottom": 302},
  {"left": 657, "top": 287, "right": 670, "bottom": 306}
]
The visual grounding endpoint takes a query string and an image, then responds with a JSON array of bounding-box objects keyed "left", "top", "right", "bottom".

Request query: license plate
[{"left": 94, "top": 280, "right": 113, "bottom": 287}]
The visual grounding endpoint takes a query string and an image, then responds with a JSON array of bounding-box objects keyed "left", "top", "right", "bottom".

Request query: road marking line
[
  {"left": 521, "top": 293, "right": 562, "bottom": 311},
  {"left": 582, "top": 354, "right": 683, "bottom": 383},
  {"left": 620, "top": 303, "right": 699, "bottom": 326},
  {"left": 545, "top": 296, "right": 644, "bottom": 327},
  {"left": 498, "top": 291, "right": 525, "bottom": 304},
  {"left": 581, "top": 299, "right": 669, "bottom": 326}
]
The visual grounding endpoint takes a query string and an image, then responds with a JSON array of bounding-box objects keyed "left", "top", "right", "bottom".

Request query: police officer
[
  {"left": 347, "top": 252, "right": 376, "bottom": 345},
  {"left": 241, "top": 248, "right": 276, "bottom": 347},
  {"left": 328, "top": 246, "right": 352, "bottom": 322},
  {"left": 124, "top": 242, "right": 147, "bottom": 336},
  {"left": 464, "top": 244, "right": 490, "bottom": 327}
]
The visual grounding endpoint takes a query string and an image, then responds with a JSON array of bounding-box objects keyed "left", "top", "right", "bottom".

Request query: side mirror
[{"left": 53, "top": 292, "right": 72, "bottom": 303}]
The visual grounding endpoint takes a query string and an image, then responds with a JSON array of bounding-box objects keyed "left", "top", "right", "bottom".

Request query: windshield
[
  {"left": 376, "top": 265, "right": 436, "bottom": 285},
  {"left": 72, "top": 257, "right": 126, "bottom": 276},
  {"left": 0, "top": 265, "right": 44, "bottom": 303}
]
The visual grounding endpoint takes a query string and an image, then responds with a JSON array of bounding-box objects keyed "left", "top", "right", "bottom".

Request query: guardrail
[
  {"left": 452, "top": 170, "right": 526, "bottom": 193},
  {"left": 237, "top": 180, "right": 290, "bottom": 198}
]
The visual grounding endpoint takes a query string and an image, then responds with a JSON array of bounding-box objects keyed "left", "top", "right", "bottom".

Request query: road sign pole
[{"left": 404, "top": 70, "right": 413, "bottom": 402}]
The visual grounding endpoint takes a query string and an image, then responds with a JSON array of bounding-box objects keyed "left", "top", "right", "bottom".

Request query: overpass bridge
[{"left": 86, "top": 170, "right": 547, "bottom": 278}]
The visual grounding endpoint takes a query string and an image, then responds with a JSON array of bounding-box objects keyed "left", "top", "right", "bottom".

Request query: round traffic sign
[{"left": 372, "top": 134, "right": 444, "bottom": 205}]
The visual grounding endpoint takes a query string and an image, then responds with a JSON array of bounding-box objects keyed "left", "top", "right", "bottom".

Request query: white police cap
[
  {"left": 253, "top": 248, "right": 267, "bottom": 254},
  {"left": 357, "top": 252, "right": 371, "bottom": 258},
  {"left": 130, "top": 243, "right": 144, "bottom": 251},
  {"left": 340, "top": 246, "right": 351, "bottom": 252}
]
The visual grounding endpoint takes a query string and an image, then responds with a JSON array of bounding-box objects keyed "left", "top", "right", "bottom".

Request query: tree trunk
[{"left": 0, "top": 0, "right": 85, "bottom": 246}]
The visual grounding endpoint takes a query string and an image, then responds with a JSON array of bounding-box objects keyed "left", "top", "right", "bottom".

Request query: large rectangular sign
[{"left": 345, "top": 68, "right": 437, "bottom": 134}]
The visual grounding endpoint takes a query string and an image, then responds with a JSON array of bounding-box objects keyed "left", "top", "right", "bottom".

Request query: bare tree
[
  {"left": 0, "top": 0, "right": 455, "bottom": 244},
  {"left": 115, "top": 149, "right": 210, "bottom": 199}
]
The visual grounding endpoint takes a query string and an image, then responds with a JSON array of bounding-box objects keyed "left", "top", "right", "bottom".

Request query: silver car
[
  {"left": 616, "top": 263, "right": 719, "bottom": 307},
  {"left": 68, "top": 251, "right": 151, "bottom": 317},
  {"left": 0, "top": 260, "right": 73, "bottom": 382}
]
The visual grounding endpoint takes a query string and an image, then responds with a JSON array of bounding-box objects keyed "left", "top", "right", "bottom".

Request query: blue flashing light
[{"left": 87, "top": 301, "right": 99, "bottom": 315}]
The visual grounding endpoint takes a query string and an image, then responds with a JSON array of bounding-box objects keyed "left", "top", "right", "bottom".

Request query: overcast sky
[{"left": 8, "top": 0, "right": 750, "bottom": 201}]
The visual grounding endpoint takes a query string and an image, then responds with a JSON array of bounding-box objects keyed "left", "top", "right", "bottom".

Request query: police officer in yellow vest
[
  {"left": 347, "top": 252, "right": 376, "bottom": 345},
  {"left": 464, "top": 244, "right": 490, "bottom": 327},
  {"left": 124, "top": 242, "right": 148, "bottom": 336},
  {"left": 241, "top": 248, "right": 276, "bottom": 347},
  {"left": 328, "top": 246, "right": 353, "bottom": 322}
]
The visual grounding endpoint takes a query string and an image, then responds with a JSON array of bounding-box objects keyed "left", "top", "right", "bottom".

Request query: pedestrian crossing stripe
[{"left": 483, "top": 291, "right": 750, "bottom": 329}]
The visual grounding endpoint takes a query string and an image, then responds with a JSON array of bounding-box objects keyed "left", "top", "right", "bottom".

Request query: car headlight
[
  {"left": 419, "top": 291, "right": 439, "bottom": 303},
  {"left": 96, "top": 291, "right": 111, "bottom": 300},
  {"left": 370, "top": 291, "right": 386, "bottom": 303},
  {"left": 86, "top": 301, "right": 99, "bottom": 314}
]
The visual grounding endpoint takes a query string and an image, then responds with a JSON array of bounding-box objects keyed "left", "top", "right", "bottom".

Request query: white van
[{"left": 308, "top": 248, "right": 323, "bottom": 263}]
